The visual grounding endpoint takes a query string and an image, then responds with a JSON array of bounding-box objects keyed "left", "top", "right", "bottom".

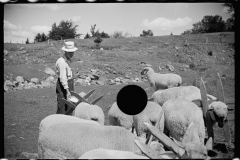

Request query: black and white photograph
[{"left": 3, "top": 2, "right": 235, "bottom": 159}]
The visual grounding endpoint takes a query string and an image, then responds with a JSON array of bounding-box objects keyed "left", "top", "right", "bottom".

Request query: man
[{"left": 55, "top": 41, "right": 78, "bottom": 114}]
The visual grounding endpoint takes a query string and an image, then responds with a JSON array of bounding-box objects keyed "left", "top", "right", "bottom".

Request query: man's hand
[{"left": 66, "top": 89, "right": 71, "bottom": 100}]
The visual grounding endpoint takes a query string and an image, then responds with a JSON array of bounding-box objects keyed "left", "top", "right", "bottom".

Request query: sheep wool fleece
[
  {"left": 72, "top": 102, "right": 105, "bottom": 125},
  {"left": 38, "top": 123, "right": 141, "bottom": 159},
  {"left": 162, "top": 98, "right": 205, "bottom": 144},
  {"left": 108, "top": 102, "right": 133, "bottom": 130}
]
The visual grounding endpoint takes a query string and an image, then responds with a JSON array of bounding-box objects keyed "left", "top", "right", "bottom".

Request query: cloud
[
  {"left": 4, "top": 20, "right": 22, "bottom": 31},
  {"left": 142, "top": 17, "right": 192, "bottom": 30},
  {"left": 31, "top": 25, "right": 51, "bottom": 34},
  {"left": 10, "top": 30, "right": 32, "bottom": 38},
  {"left": 69, "top": 16, "right": 81, "bottom": 22},
  {"left": 19, "top": 4, "right": 66, "bottom": 11}
]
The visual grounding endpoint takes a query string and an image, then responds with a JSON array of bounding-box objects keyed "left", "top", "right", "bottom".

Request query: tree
[
  {"left": 225, "top": 17, "right": 234, "bottom": 31},
  {"left": 181, "top": 29, "right": 192, "bottom": 35},
  {"left": 84, "top": 33, "right": 91, "bottom": 39},
  {"left": 170, "top": 32, "right": 173, "bottom": 35},
  {"left": 223, "top": 3, "right": 235, "bottom": 32},
  {"left": 48, "top": 20, "right": 80, "bottom": 40},
  {"left": 99, "top": 31, "right": 110, "bottom": 38},
  {"left": 25, "top": 38, "right": 29, "bottom": 44},
  {"left": 223, "top": 3, "right": 235, "bottom": 18},
  {"left": 90, "top": 24, "right": 100, "bottom": 37},
  {"left": 201, "top": 15, "right": 225, "bottom": 33},
  {"left": 34, "top": 33, "right": 42, "bottom": 42},
  {"left": 140, "top": 30, "right": 153, "bottom": 37},
  {"left": 40, "top": 32, "right": 48, "bottom": 42}
]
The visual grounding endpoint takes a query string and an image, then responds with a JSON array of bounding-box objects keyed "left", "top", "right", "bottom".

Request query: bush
[
  {"left": 94, "top": 37, "right": 103, "bottom": 47},
  {"left": 189, "top": 63, "right": 196, "bottom": 70},
  {"left": 208, "top": 50, "right": 213, "bottom": 56}
]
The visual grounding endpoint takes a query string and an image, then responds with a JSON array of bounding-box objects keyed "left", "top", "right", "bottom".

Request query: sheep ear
[
  {"left": 182, "top": 122, "right": 194, "bottom": 144},
  {"left": 172, "top": 137, "right": 184, "bottom": 149},
  {"left": 205, "top": 137, "right": 213, "bottom": 150},
  {"left": 208, "top": 104, "right": 214, "bottom": 111}
]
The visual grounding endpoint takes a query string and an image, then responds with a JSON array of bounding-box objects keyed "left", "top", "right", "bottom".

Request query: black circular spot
[{"left": 117, "top": 85, "right": 147, "bottom": 115}]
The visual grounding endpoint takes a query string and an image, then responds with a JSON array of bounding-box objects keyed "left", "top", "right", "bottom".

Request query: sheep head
[
  {"left": 208, "top": 101, "right": 230, "bottom": 128},
  {"left": 141, "top": 67, "right": 154, "bottom": 75},
  {"left": 172, "top": 122, "right": 218, "bottom": 159}
]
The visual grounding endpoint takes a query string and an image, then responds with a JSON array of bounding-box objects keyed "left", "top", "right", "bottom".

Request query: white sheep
[
  {"left": 78, "top": 148, "right": 149, "bottom": 159},
  {"left": 162, "top": 98, "right": 205, "bottom": 145},
  {"left": 38, "top": 123, "right": 142, "bottom": 159},
  {"left": 149, "top": 85, "right": 218, "bottom": 106},
  {"left": 39, "top": 114, "right": 100, "bottom": 133},
  {"left": 143, "top": 99, "right": 218, "bottom": 159},
  {"left": 141, "top": 66, "right": 182, "bottom": 91},
  {"left": 72, "top": 102, "right": 105, "bottom": 125},
  {"left": 133, "top": 101, "right": 164, "bottom": 140},
  {"left": 108, "top": 102, "right": 134, "bottom": 132}
]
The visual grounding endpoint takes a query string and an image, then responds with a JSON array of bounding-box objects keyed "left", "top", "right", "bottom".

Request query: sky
[{"left": 4, "top": 3, "right": 232, "bottom": 43}]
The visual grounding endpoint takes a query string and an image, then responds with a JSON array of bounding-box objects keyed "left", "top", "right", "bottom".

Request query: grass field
[{"left": 4, "top": 32, "right": 235, "bottom": 158}]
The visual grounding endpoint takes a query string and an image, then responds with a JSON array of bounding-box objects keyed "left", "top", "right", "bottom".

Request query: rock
[
  {"left": 166, "top": 64, "right": 175, "bottom": 72},
  {"left": 79, "top": 92, "right": 86, "bottom": 97},
  {"left": 115, "top": 78, "right": 121, "bottom": 82},
  {"left": 116, "top": 82, "right": 121, "bottom": 85},
  {"left": 31, "top": 78, "right": 39, "bottom": 84},
  {"left": 96, "top": 80, "right": 105, "bottom": 85},
  {"left": 45, "top": 76, "right": 55, "bottom": 83},
  {"left": 44, "top": 67, "right": 55, "bottom": 76},
  {"left": 75, "top": 79, "right": 85, "bottom": 86},
  {"left": 28, "top": 82, "right": 38, "bottom": 89},
  {"left": 4, "top": 50, "right": 8, "bottom": 56},
  {"left": 16, "top": 76, "right": 25, "bottom": 83},
  {"left": 4, "top": 81, "right": 13, "bottom": 92},
  {"left": 132, "top": 80, "right": 137, "bottom": 82},
  {"left": 183, "top": 64, "right": 189, "bottom": 69},
  {"left": 41, "top": 81, "right": 53, "bottom": 88},
  {"left": 135, "top": 78, "right": 140, "bottom": 81},
  {"left": 108, "top": 79, "right": 116, "bottom": 85},
  {"left": 125, "top": 75, "right": 131, "bottom": 79}
]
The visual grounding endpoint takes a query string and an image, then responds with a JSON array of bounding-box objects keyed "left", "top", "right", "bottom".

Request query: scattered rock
[
  {"left": 79, "top": 92, "right": 86, "bottom": 97},
  {"left": 4, "top": 50, "right": 8, "bottom": 56},
  {"left": 30, "top": 78, "right": 39, "bottom": 84},
  {"left": 41, "top": 81, "right": 54, "bottom": 88},
  {"left": 45, "top": 76, "right": 55, "bottom": 83},
  {"left": 16, "top": 76, "right": 25, "bottom": 83},
  {"left": 96, "top": 80, "right": 105, "bottom": 85},
  {"left": 183, "top": 64, "right": 189, "bottom": 69},
  {"left": 6, "top": 134, "right": 16, "bottom": 139},
  {"left": 115, "top": 78, "right": 121, "bottom": 82},
  {"left": 166, "top": 64, "right": 175, "bottom": 72},
  {"left": 44, "top": 67, "right": 55, "bottom": 76},
  {"left": 75, "top": 79, "right": 85, "bottom": 86}
]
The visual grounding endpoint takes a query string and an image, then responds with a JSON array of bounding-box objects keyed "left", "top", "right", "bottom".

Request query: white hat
[{"left": 62, "top": 41, "right": 78, "bottom": 52}]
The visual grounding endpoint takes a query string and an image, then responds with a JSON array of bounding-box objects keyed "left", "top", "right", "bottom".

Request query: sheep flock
[{"left": 36, "top": 65, "right": 232, "bottom": 159}]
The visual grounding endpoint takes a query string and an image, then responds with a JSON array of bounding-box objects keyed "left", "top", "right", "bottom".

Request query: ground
[{"left": 4, "top": 32, "right": 235, "bottom": 158}]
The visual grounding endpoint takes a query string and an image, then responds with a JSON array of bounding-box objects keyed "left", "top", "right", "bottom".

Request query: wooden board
[
  {"left": 216, "top": 73, "right": 225, "bottom": 102},
  {"left": 199, "top": 78, "right": 209, "bottom": 119}
]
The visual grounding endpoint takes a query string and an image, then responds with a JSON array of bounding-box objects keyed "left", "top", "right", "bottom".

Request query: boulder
[
  {"left": 41, "top": 81, "right": 53, "bottom": 88},
  {"left": 15, "top": 76, "right": 24, "bottom": 83},
  {"left": 96, "top": 80, "right": 105, "bottom": 85},
  {"left": 44, "top": 67, "right": 55, "bottom": 76},
  {"left": 45, "top": 76, "right": 55, "bottom": 83},
  {"left": 79, "top": 92, "right": 86, "bottom": 97},
  {"left": 115, "top": 78, "right": 121, "bottom": 82},
  {"left": 75, "top": 79, "right": 85, "bottom": 86},
  {"left": 31, "top": 78, "right": 39, "bottom": 84}
]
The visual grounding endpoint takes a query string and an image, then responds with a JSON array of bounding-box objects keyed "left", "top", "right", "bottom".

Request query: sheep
[
  {"left": 39, "top": 114, "right": 100, "bottom": 133},
  {"left": 38, "top": 123, "right": 143, "bottom": 159},
  {"left": 133, "top": 101, "right": 164, "bottom": 140},
  {"left": 108, "top": 102, "right": 133, "bottom": 132},
  {"left": 72, "top": 102, "right": 105, "bottom": 125},
  {"left": 149, "top": 85, "right": 218, "bottom": 106},
  {"left": 162, "top": 98, "right": 205, "bottom": 145},
  {"left": 78, "top": 148, "right": 149, "bottom": 159},
  {"left": 141, "top": 66, "right": 182, "bottom": 91}
]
